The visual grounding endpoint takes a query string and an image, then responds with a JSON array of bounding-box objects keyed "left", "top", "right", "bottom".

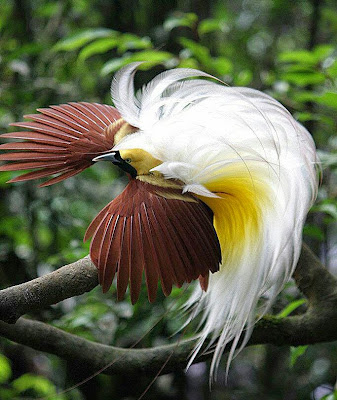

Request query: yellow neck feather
[{"left": 197, "top": 168, "right": 270, "bottom": 265}]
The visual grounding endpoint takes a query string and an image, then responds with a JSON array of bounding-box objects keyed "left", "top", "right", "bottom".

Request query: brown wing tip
[
  {"left": 83, "top": 232, "right": 91, "bottom": 243},
  {"left": 199, "top": 274, "right": 209, "bottom": 291},
  {"left": 102, "top": 285, "right": 110, "bottom": 294}
]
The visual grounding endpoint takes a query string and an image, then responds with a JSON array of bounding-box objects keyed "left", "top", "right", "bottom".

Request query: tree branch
[
  {"left": 0, "top": 244, "right": 336, "bottom": 376},
  {"left": 0, "top": 256, "right": 98, "bottom": 323},
  {"left": 0, "top": 318, "right": 197, "bottom": 375}
]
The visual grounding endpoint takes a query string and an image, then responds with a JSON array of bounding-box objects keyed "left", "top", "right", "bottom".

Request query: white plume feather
[{"left": 111, "top": 64, "right": 319, "bottom": 379}]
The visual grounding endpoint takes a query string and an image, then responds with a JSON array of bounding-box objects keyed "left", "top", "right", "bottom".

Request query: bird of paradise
[{"left": 0, "top": 63, "right": 318, "bottom": 378}]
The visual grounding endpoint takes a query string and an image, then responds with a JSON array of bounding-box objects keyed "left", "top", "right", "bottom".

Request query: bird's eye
[{"left": 125, "top": 158, "right": 132, "bottom": 164}]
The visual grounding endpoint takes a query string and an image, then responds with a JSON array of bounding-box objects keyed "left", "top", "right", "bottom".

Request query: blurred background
[{"left": 0, "top": 0, "right": 336, "bottom": 399}]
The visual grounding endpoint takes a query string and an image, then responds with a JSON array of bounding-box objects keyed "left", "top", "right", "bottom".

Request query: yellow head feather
[{"left": 119, "top": 148, "right": 162, "bottom": 176}]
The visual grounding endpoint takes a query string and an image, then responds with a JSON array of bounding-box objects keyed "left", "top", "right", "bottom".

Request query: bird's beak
[
  {"left": 93, "top": 151, "right": 137, "bottom": 178},
  {"left": 93, "top": 152, "right": 119, "bottom": 163}
]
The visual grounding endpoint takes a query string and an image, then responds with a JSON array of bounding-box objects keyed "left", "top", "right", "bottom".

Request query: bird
[{"left": 0, "top": 62, "right": 318, "bottom": 378}]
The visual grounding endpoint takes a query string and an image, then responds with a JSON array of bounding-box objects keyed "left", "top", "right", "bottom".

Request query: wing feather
[
  {"left": 70, "top": 102, "right": 109, "bottom": 128},
  {"left": 0, "top": 161, "right": 66, "bottom": 171},
  {"left": 173, "top": 200, "right": 221, "bottom": 270},
  {"left": 134, "top": 212, "right": 156, "bottom": 302},
  {"left": 0, "top": 131, "right": 70, "bottom": 144},
  {"left": 128, "top": 215, "right": 144, "bottom": 304},
  {"left": 85, "top": 179, "right": 220, "bottom": 303},
  {"left": 140, "top": 203, "right": 165, "bottom": 296},
  {"left": 8, "top": 166, "right": 72, "bottom": 183},
  {"left": 100, "top": 215, "right": 120, "bottom": 292},
  {"left": 0, "top": 152, "right": 67, "bottom": 161},
  {"left": 145, "top": 205, "right": 174, "bottom": 296},
  {"left": 153, "top": 196, "right": 206, "bottom": 283},
  {"left": 1, "top": 103, "right": 125, "bottom": 186},
  {"left": 0, "top": 142, "right": 68, "bottom": 152},
  {"left": 11, "top": 121, "right": 83, "bottom": 140},
  {"left": 150, "top": 200, "right": 188, "bottom": 285},
  {"left": 23, "top": 114, "right": 84, "bottom": 137},
  {"left": 116, "top": 217, "right": 130, "bottom": 300},
  {"left": 38, "top": 107, "right": 90, "bottom": 133},
  {"left": 166, "top": 201, "right": 215, "bottom": 275}
]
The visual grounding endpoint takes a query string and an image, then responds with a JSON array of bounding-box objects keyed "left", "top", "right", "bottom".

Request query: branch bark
[
  {"left": 0, "top": 244, "right": 336, "bottom": 376},
  {"left": 0, "top": 256, "right": 98, "bottom": 324}
]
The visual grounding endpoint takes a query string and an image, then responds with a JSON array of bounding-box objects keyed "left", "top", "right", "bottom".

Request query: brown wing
[
  {"left": 0, "top": 102, "right": 126, "bottom": 186},
  {"left": 84, "top": 179, "right": 221, "bottom": 304}
]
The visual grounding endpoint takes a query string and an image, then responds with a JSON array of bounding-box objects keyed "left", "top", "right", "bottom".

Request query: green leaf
[
  {"left": 277, "top": 299, "right": 306, "bottom": 318},
  {"left": 234, "top": 70, "right": 253, "bottom": 86},
  {"left": 198, "top": 18, "right": 228, "bottom": 35},
  {"left": 292, "top": 90, "right": 318, "bottom": 103},
  {"left": 322, "top": 7, "right": 337, "bottom": 31},
  {"left": 280, "top": 71, "right": 325, "bottom": 86},
  {"left": 327, "top": 60, "right": 337, "bottom": 77},
  {"left": 278, "top": 50, "right": 317, "bottom": 65},
  {"left": 78, "top": 37, "right": 119, "bottom": 61},
  {"left": 313, "top": 44, "right": 334, "bottom": 61},
  {"left": 281, "top": 64, "right": 317, "bottom": 73},
  {"left": 321, "top": 391, "right": 337, "bottom": 400},
  {"left": 101, "top": 51, "right": 174, "bottom": 75},
  {"left": 211, "top": 57, "right": 233, "bottom": 75},
  {"left": 290, "top": 345, "right": 308, "bottom": 367},
  {"left": 279, "top": 46, "right": 333, "bottom": 65},
  {"left": 260, "top": 70, "right": 276, "bottom": 85},
  {"left": 315, "top": 92, "right": 337, "bottom": 110},
  {"left": 178, "top": 58, "right": 199, "bottom": 69},
  {"left": 0, "top": 388, "right": 16, "bottom": 400},
  {"left": 101, "top": 58, "right": 129, "bottom": 76},
  {"left": 12, "top": 374, "right": 63, "bottom": 398},
  {"left": 179, "top": 38, "right": 211, "bottom": 65},
  {"left": 6, "top": 42, "right": 45, "bottom": 61},
  {"left": 303, "top": 224, "right": 325, "bottom": 241},
  {"left": 0, "top": 171, "right": 11, "bottom": 186},
  {"left": 53, "top": 28, "right": 115, "bottom": 51},
  {"left": 36, "top": 2, "right": 61, "bottom": 17},
  {"left": 117, "top": 34, "right": 152, "bottom": 53},
  {"left": 295, "top": 112, "right": 316, "bottom": 123},
  {"left": 0, "top": 353, "right": 12, "bottom": 384},
  {"left": 164, "top": 13, "right": 198, "bottom": 31},
  {"left": 312, "top": 201, "right": 337, "bottom": 220},
  {"left": 130, "top": 50, "right": 174, "bottom": 66}
]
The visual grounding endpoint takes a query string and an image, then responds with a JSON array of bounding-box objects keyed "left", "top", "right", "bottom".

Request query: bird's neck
[
  {"left": 136, "top": 175, "right": 197, "bottom": 203},
  {"left": 137, "top": 174, "right": 183, "bottom": 189}
]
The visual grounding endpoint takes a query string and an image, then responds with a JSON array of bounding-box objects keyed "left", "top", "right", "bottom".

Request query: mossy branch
[{"left": 0, "top": 244, "right": 336, "bottom": 375}]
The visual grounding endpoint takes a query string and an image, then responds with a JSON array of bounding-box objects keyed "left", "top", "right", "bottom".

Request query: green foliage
[
  {"left": 0, "top": 354, "right": 67, "bottom": 400},
  {"left": 164, "top": 12, "right": 198, "bottom": 31},
  {"left": 53, "top": 29, "right": 116, "bottom": 52},
  {"left": 322, "top": 392, "right": 337, "bottom": 400},
  {"left": 313, "top": 200, "right": 337, "bottom": 222},
  {"left": 101, "top": 50, "right": 175, "bottom": 75},
  {"left": 12, "top": 374, "right": 66, "bottom": 399},
  {"left": 277, "top": 299, "right": 307, "bottom": 318},
  {"left": 198, "top": 18, "right": 229, "bottom": 36},
  {"left": 0, "top": 354, "right": 12, "bottom": 384},
  {"left": 290, "top": 346, "right": 309, "bottom": 367}
]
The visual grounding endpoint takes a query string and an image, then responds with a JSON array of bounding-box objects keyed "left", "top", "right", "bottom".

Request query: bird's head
[{"left": 93, "top": 148, "right": 162, "bottom": 178}]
